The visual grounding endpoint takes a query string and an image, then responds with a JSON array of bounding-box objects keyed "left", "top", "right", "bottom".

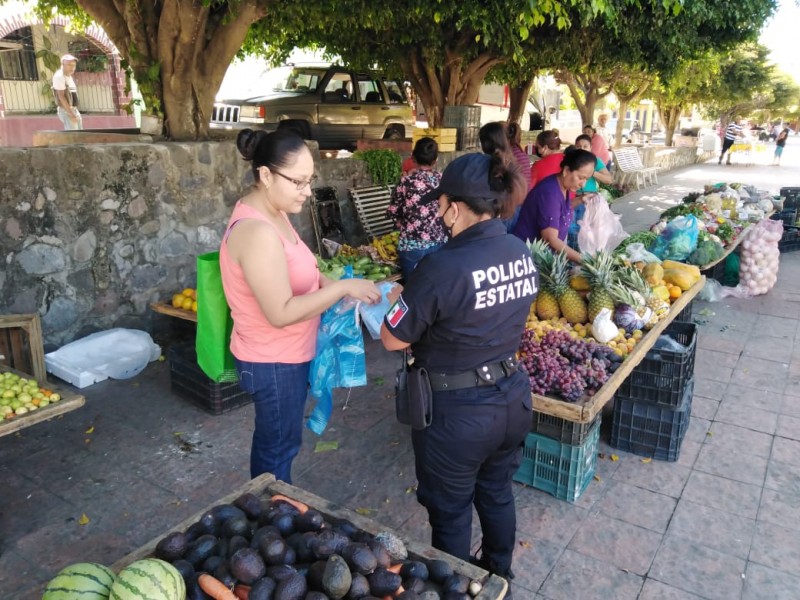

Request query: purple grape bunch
[{"left": 518, "top": 329, "right": 617, "bottom": 402}]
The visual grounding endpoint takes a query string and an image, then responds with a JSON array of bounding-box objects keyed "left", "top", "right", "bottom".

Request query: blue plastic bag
[
  {"left": 306, "top": 298, "right": 367, "bottom": 434},
  {"left": 652, "top": 215, "right": 700, "bottom": 261},
  {"left": 358, "top": 282, "right": 396, "bottom": 340}
]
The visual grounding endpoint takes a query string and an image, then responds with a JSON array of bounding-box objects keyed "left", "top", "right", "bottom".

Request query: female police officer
[{"left": 380, "top": 151, "right": 536, "bottom": 594}]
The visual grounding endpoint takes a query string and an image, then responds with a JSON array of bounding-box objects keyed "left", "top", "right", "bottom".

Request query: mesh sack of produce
[{"left": 721, "top": 219, "right": 783, "bottom": 298}]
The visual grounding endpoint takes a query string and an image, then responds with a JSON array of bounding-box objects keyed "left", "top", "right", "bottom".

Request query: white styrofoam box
[
  {"left": 45, "top": 355, "right": 109, "bottom": 389},
  {"left": 44, "top": 329, "right": 161, "bottom": 389}
]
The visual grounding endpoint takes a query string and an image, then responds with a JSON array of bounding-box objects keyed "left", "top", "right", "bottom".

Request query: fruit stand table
[
  {"left": 150, "top": 302, "right": 197, "bottom": 322},
  {"left": 111, "top": 472, "right": 509, "bottom": 600},
  {"left": 532, "top": 277, "right": 705, "bottom": 423},
  {"left": 0, "top": 365, "right": 85, "bottom": 437}
]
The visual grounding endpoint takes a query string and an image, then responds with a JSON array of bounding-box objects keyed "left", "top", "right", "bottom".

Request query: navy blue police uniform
[{"left": 384, "top": 218, "right": 538, "bottom": 577}]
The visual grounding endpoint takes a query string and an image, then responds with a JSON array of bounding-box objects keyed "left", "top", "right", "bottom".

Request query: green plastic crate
[{"left": 513, "top": 420, "right": 600, "bottom": 502}]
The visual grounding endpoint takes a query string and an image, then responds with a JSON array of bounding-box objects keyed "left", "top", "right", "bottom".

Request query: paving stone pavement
[{"left": 1, "top": 142, "right": 799, "bottom": 599}]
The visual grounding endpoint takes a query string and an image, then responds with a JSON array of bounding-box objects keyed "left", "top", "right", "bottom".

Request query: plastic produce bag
[
  {"left": 307, "top": 299, "right": 367, "bottom": 434},
  {"left": 577, "top": 193, "right": 629, "bottom": 253},
  {"left": 358, "top": 281, "right": 396, "bottom": 340},
  {"left": 591, "top": 308, "right": 618, "bottom": 344},
  {"left": 45, "top": 329, "right": 160, "bottom": 383},
  {"left": 196, "top": 251, "right": 238, "bottom": 382},
  {"left": 651, "top": 215, "right": 700, "bottom": 261},
  {"left": 625, "top": 242, "right": 661, "bottom": 264},
  {"left": 653, "top": 334, "right": 687, "bottom": 353},
  {"left": 698, "top": 278, "right": 723, "bottom": 302}
]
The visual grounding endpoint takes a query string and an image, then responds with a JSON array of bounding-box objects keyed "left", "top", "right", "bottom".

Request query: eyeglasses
[{"left": 272, "top": 170, "right": 318, "bottom": 190}]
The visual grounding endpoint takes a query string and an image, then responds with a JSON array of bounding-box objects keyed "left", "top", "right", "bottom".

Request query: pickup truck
[{"left": 210, "top": 64, "right": 413, "bottom": 150}]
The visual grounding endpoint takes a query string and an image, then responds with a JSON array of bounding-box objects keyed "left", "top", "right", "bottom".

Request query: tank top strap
[{"left": 224, "top": 202, "right": 298, "bottom": 245}]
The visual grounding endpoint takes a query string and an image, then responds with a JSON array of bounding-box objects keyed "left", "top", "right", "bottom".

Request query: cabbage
[{"left": 613, "top": 304, "right": 644, "bottom": 334}]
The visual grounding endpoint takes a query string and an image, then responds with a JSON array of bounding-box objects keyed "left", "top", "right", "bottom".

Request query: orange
[
  {"left": 181, "top": 288, "right": 195, "bottom": 299},
  {"left": 668, "top": 285, "right": 682, "bottom": 300},
  {"left": 181, "top": 297, "right": 194, "bottom": 311},
  {"left": 172, "top": 293, "right": 186, "bottom": 308}
]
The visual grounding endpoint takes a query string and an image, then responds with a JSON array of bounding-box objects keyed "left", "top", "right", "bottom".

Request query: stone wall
[
  {"left": 0, "top": 141, "right": 377, "bottom": 347},
  {"left": 0, "top": 141, "right": 696, "bottom": 348}
]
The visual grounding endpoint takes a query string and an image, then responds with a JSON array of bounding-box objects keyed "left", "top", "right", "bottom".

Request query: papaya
[
  {"left": 663, "top": 269, "right": 696, "bottom": 291},
  {"left": 642, "top": 263, "right": 664, "bottom": 286}
]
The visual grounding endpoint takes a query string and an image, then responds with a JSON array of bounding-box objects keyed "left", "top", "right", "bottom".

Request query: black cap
[{"left": 422, "top": 153, "right": 504, "bottom": 202}]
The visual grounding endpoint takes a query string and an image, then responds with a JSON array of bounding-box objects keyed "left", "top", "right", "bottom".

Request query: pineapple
[
  {"left": 580, "top": 251, "right": 618, "bottom": 323},
  {"left": 551, "top": 250, "right": 588, "bottom": 324},
  {"left": 528, "top": 240, "right": 560, "bottom": 320},
  {"left": 616, "top": 266, "right": 670, "bottom": 328}
]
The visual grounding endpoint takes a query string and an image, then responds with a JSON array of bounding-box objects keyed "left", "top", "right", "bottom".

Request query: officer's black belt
[{"left": 427, "top": 356, "right": 519, "bottom": 392}]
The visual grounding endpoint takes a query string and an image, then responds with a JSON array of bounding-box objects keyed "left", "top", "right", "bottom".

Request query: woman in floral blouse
[{"left": 387, "top": 137, "right": 446, "bottom": 280}]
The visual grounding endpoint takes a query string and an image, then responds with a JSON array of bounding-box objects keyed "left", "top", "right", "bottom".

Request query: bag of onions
[{"left": 721, "top": 218, "right": 784, "bottom": 298}]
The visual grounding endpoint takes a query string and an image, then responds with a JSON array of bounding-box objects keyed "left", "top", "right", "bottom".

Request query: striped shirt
[{"left": 724, "top": 122, "right": 742, "bottom": 141}]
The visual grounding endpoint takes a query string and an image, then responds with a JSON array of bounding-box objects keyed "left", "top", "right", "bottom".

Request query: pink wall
[{"left": 0, "top": 114, "right": 137, "bottom": 147}]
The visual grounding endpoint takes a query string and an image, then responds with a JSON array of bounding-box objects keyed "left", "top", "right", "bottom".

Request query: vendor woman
[{"left": 512, "top": 148, "right": 596, "bottom": 263}]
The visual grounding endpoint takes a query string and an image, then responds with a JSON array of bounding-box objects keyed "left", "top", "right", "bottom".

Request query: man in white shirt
[
  {"left": 595, "top": 113, "right": 613, "bottom": 146},
  {"left": 52, "top": 54, "right": 82, "bottom": 130}
]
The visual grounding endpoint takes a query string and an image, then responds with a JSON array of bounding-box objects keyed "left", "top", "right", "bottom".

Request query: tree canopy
[{"left": 13, "top": 0, "right": 780, "bottom": 138}]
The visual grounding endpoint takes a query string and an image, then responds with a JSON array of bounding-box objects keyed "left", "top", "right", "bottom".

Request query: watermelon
[
  {"left": 43, "top": 562, "right": 116, "bottom": 599},
  {"left": 109, "top": 559, "right": 185, "bottom": 600}
]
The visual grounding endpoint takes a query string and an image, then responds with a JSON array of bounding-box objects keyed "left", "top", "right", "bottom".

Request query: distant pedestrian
[
  {"left": 719, "top": 117, "right": 744, "bottom": 165},
  {"left": 52, "top": 54, "right": 82, "bottom": 130},
  {"left": 773, "top": 127, "right": 789, "bottom": 166}
]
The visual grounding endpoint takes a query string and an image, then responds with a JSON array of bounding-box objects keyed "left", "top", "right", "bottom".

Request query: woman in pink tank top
[{"left": 220, "top": 129, "right": 380, "bottom": 483}]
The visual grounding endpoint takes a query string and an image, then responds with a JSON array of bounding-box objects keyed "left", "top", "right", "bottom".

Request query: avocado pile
[
  {"left": 153, "top": 493, "right": 483, "bottom": 600},
  {"left": 316, "top": 254, "right": 396, "bottom": 281}
]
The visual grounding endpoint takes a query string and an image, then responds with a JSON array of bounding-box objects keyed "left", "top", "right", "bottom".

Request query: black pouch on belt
[{"left": 406, "top": 367, "right": 433, "bottom": 430}]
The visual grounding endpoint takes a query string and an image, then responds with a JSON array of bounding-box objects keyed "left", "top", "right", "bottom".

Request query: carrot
[
  {"left": 233, "top": 584, "right": 250, "bottom": 600},
  {"left": 197, "top": 574, "right": 237, "bottom": 600},
  {"left": 269, "top": 494, "right": 309, "bottom": 514},
  {"left": 386, "top": 563, "right": 403, "bottom": 574}
]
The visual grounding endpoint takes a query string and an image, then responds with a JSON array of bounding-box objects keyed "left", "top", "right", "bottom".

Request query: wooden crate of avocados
[{"left": 113, "top": 473, "right": 509, "bottom": 599}]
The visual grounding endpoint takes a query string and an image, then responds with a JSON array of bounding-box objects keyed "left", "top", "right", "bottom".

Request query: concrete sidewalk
[{"left": 1, "top": 149, "right": 799, "bottom": 599}]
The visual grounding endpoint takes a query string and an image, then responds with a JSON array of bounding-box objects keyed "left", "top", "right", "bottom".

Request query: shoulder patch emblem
[{"left": 386, "top": 296, "right": 408, "bottom": 328}]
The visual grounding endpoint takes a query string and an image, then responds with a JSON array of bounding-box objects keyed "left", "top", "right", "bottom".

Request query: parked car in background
[{"left": 211, "top": 64, "right": 413, "bottom": 149}]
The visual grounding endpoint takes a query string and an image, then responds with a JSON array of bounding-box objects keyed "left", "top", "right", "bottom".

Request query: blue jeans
[
  {"left": 399, "top": 244, "right": 444, "bottom": 281},
  {"left": 235, "top": 358, "right": 311, "bottom": 483},
  {"left": 57, "top": 106, "right": 83, "bottom": 130}
]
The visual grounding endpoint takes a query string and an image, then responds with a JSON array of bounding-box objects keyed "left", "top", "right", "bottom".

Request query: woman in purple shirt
[{"left": 512, "top": 149, "right": 596, "bottom": 263}]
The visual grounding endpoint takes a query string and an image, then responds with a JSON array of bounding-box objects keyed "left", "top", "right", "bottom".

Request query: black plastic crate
[
  {"left": 456, "top": 126, "right": 481, "bottom": 151},
  {"left": 780, "top": 187, "right": 800, "bottom": 210},
  {"left": 779, "top": 227, "right": 800, "bottom": 253},
  {"left": 616, "top": 322, "right": 697, "bottom": 408},
  {"left": 442, "top": 105, "right": 482, "bottom": 128},
  {"left": 771, "top": 209, "right": 798, "bottom": 228},
  {"left": 168, "top": 343, "right": 251, "bottom": 415},
  {"left": 673, "top": 299, "right": 694, "bottom": 323},
  {"left": 531, "top": 411, "right": 600, "bottom": 446},
  {"left": 610, "top": 378, "right": 693, "bottom": 462}
]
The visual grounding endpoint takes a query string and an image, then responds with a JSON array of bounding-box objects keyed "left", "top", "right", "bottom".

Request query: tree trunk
[
  {"left": 508, "top": 79, "right": 534, "bottom": 125},
  {"left": 400, "top": 40, "right": 500, "bottom": 129},
  {"left": 76, "top": 0, "right": 266, "bottom": 140},
  {"left": 658, "top": 104, "right": 682, "bottom": 146},
  {"left": 556, "top": 70, "right": 617, "bottom": 129},
  {"left": 614, "top": 99, "right": 628, "bottom": 146}
]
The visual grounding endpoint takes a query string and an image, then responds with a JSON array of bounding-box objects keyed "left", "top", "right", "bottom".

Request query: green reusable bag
[{"left": 195, "top": 251, "right": 238, "bottom": 382}]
